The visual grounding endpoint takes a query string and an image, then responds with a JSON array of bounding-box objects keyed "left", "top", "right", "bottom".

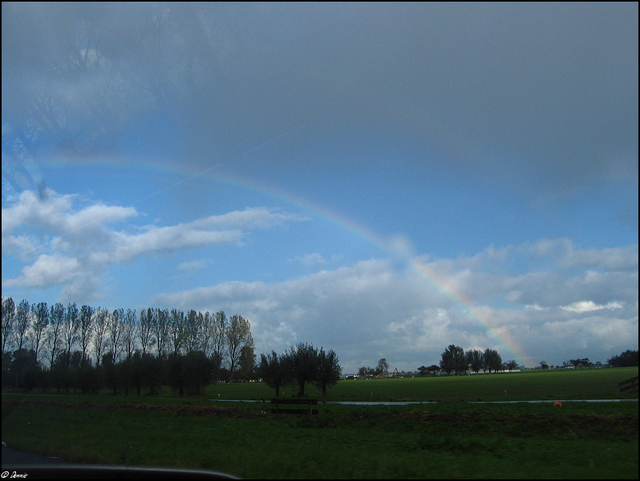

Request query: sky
[{"left": 2, "top": 2, "right": 638, "bottom": 372}]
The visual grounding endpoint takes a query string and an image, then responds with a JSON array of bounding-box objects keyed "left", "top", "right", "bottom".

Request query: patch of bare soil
[
  {"left": 3, "top": 399, "right": 266, "bottom": 419},
  {"left": 378, "top": 411, "right": 638, "bottom": 439}
]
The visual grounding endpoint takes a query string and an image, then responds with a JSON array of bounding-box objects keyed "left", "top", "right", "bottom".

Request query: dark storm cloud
[{"left": 3, "top": 3, "right": 638, "bottom": 198}]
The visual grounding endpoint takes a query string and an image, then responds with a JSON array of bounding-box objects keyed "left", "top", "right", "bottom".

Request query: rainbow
[
  {"left": 43, "top": 157, "right": 530, "bottom": 366},
  {"left": 409, "top": 259, "right": 529, "bottom": 366}
]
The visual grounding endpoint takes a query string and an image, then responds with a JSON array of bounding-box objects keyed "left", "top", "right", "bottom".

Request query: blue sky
[{"left": 2, "top": 3, "right": 637, "bottom": 372}]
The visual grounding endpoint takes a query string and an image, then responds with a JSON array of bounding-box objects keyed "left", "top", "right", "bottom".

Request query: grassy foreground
[{"left": 2, "top": 368, "right": 638, "bottom": 478}]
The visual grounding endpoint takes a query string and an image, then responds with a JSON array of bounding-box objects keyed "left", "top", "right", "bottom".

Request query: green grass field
[
  {"left": 2, "top": 367, "right": 637, "bottom": 478},
  {"left": 204, "top": 367, "right": 639, "bottom": 402}
]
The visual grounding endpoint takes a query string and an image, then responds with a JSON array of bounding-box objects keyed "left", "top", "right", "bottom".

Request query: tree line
[
  {"left": 416, "top": 345, "right": 519, "bottom": 376},
  {"left": 1, "top": 297, "right": 255, "bottom": 394},
  {"left": 357, "top": 358, "right": 389, "bottom": 378},
  {"left": 606, "top": 350, "right": 638, "bottom": 368},
  {"left": 258, "top": 343, "right": 342, "bottom": 397}
]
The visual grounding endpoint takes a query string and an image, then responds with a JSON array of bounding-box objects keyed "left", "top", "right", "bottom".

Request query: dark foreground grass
[{"left": 2, "top": 398, "right": 637, "bottom": 478}]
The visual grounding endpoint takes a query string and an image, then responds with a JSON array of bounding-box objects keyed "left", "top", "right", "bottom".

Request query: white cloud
[
  {"left": 525, "top": 304, "right": 548, "bottom": 311},
  {"left": 560, "top": 301, "right": 623, "bottom": 313},
  {"left": 4, "top": 254, "right": 81, "bottom": 288},
  {"left": 151, "top": 239, "right": 638, "bottom": 372},
  {"left": 2, "top": 189, "right": 137, "bottom": 238},
  {"left": 2, "top": 188, "right": 307, "bottom": 301},
  {"left": 112, "top": 227, "right": 243, "bottom": 263},
  {"left": 3, "top": 188, "right": 637, "bottom": 369},
  {"left": 177, "top": 259, "right": 210, "bottom": 271},
  {"left": 295, "top": 253, "right": 327, "bottom": 267}
]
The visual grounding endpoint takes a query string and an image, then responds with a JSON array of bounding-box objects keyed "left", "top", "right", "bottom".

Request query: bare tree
[
  {"left": 200, "top": 311, "right": 213, "bottom": 357},
  {"left": 169, "top": 308, "right": 185, "bottom": 356},
  {"left": 93, "top": 308, "right": 109, "bottom": 366},
  {"left": 153, "top": 308, "right": 170, "bottom": 357},
  {"left": 46, "top": 303, "right": 65, "bottom": 369},
  {"left": 210, "top": 311, "right": 227, "bottom": 370},
  {"left": 29, "top": 302, "right": 49, "bottom": 365},
  {"left": 138, "top": 308, "right": 155, "bottom": 355},
  {"left": 121, "top": 309, "right": 138, "bottom": 360},
  {"left": 79, "top": 305, "right": 94, "bottom": 365},
  {"left": 183, "top": 309, "right": 201, "bottom": 354},
  {"left": 14, "top": 299, "right": 32, "bottom": 354},
  {"left": 61, "top": 303, "right": 80, "bottom": 367},
  {"left": 108, "top": 308, "right": 124, "bottom": 362},
  {"left": 225, "top": 315, "right": 253, "bottom": 381},
  {"left": 2, "top": 297, "right": 17, "bottom": 356}
]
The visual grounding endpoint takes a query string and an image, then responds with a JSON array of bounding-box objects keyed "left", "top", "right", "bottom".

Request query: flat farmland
[
  {"left": 204, "top": 366, "right": 638, "bottom": 402},
  {"left": 2, "top": 367, "right": 637, "bottom": 478}
]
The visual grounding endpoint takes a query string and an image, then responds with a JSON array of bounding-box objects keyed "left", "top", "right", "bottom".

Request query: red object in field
[{"left": 554, "top": 402, "right": 562, "bottom": 407}]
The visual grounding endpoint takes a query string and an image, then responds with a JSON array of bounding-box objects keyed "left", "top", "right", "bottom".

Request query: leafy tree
[
  {"left": 607, "top": 350, "right": 638, "bottom": 367},
  {"left": 238, "top": 344, "right": 256, "bottom": 380},
  {"left": 102, "top": 352, "right": 118, "bottom": 394},
  {"left": 7, "top": 348, "right": 41, "bottom": 391},
  {"left": 167, "top": 350, "right": 212, "bottom": 396},
  {"left": 572, "top": 358, "right": 591, "bottom": 369},
  {"left": 376, "top": 358, "right": 389, "bottom": 376},
  {"left": 466, "top": 349, "right": 484, "bottom": 374},
  {"left": 483, "top": 349, "right": 502, "bottom": 373},
  {"left": 259, "top": 350, "right": 290, "bottom": 397},
  {"left": 78, "top": 357, "right": 100, "bottom": 394},
  {"left": 129, "top": 351, "right": 144, "bottom": 395},
  {"left": 141, "top": 352, "right": 163, "bottom": 395},
  {"left": 440, "top": 345, "right": 467, "bottom": 375},
  {"left": 315, "top": 348, "right": 341, "bottom": 396},
  {"left": 168, "top": 353, "right": 185, "bottom": 396},
  {"left": 504, "top": 360, "right": 518, "bottom": 372},
  {"left": 117, "top": 353, "right": 133, "bottom": 395},
  {"left": 426, "top": 364, "right": 441, "bottom": 375},
  {"left": 287, "top": 343, "right": 318, "bottom": 396},
  {"left": 540, "top": 360, "right": 549, "bottom": 370},
  {"left": 182, "top": 351, "right": 212, "bottom": 395}
]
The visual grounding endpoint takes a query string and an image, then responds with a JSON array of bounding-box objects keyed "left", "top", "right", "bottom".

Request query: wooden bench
[
  {"left": 619, "top": 376, "right": 638, "bottom": 395},
  {"left": 271, "top": 398, "right": 318, "bottom": 415}
]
